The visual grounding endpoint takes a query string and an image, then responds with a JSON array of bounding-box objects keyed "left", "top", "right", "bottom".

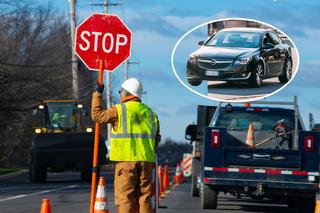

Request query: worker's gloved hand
[{"left": 95, "top": 84, "right": 104, "bottom": 93}]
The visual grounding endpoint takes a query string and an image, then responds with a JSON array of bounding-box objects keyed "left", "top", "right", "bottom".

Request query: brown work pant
[{"left": 114, "top": 161, "right": 154, "bottom": 213}]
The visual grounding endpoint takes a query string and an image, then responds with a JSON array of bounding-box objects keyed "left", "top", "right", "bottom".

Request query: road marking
[{"left": 0, "top": 185, "right": 78, "bottom": 202}]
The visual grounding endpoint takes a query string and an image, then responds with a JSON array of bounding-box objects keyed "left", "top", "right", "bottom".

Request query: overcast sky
[{"left": 35, "top": 0, "right": 320, "bottom": 142}]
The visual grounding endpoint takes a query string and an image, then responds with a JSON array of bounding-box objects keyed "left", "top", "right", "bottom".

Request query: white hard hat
[{"left": 121, "top": 78, "right": 143, "bottom": 98}]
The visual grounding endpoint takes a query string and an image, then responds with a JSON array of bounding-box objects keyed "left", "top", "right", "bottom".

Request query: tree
[{"left": 0, "top": 2, "right": 95, "bottom": 167}]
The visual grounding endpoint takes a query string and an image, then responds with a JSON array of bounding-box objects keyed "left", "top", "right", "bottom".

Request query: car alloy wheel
[
  {"left": 255, "top": 64, "right": 263, "bottom": 87},
  {"left": 286, "top": 60, "right": 292, "bottom": 80}
]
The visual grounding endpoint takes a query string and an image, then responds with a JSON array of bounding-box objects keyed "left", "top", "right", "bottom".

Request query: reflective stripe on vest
[{"left": 110, "top": 102, "right": 158, "bottom": 162}]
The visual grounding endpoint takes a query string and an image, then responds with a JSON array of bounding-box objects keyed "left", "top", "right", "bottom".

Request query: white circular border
[{"left": 171, "top": 17, "right": 300, "bottom": 103}]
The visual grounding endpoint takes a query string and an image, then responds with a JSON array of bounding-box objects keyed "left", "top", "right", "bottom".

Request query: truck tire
[
  {"left": 298, "top": 197, "right": 315, "bottom": 213},
  {"left": 201, "top": 184, "right": 218, "bottom": 209},
  {"left": 29, "top": 158, "right": 47, "bottom": 183},
  {"left": 191, "top": 157, "right": 200, "bottom": 197},
  {"left": 191, "top": 174, "right": 199, "bottom": 197}
]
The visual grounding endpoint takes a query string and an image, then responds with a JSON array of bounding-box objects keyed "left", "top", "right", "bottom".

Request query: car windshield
[
  {"left": 214, "top": 110, "right": 294, "bottom": 131},
  {"left": 205, "top": 31, "right": 261, "bottom": 48},
  {"left": 46, "top": 102, "right": 78, "bottom": 130}
]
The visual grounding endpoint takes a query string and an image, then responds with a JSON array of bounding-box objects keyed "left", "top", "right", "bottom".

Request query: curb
[{"left": 0, "top": 169, "right": 28, "bottom": 181}]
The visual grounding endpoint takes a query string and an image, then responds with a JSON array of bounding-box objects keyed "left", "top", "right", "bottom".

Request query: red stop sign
[{"left": 75, "top": 13, "right": 132, "bottom": 71}]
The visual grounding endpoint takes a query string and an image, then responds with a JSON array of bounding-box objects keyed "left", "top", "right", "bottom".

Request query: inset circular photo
[{"left": 171, "top": 18, "right": 299, "bottom": 102}]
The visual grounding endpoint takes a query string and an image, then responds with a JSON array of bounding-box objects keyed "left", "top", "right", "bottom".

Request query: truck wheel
[
  {"left": 191, "top": 174, "right": 199, "bottom": 197},
  {"left": 201, "top": 184, "right": 218, "bottom": 209},
  {"left": 278, "top": 59, "right": 292, "bottom": 83},
  {"left": 298, "top": 197, "right": 315, "bottom": 213},
  {"left": 188, "top": 78, "right": 202, "bottom": 86},
  {"left": 29, "top": 158, "right": 47, "bottom": 183},
  {"left": 249, "top": 63, "right": 263, "bottom": 88}
]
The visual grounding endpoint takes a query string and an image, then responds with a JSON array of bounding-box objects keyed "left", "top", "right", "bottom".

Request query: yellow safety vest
[{"left": 110, "top": 101, "right": 158, "bottom": 162}]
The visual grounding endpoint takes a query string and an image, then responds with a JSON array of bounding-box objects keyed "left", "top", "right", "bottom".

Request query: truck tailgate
[{"left": 224, "top": 147, "right": 300, "bottom": 168}]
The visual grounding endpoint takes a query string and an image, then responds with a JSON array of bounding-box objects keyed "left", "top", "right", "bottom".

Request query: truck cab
[{"left": 30, "top": 100, "right": 107, "bottom": 183}]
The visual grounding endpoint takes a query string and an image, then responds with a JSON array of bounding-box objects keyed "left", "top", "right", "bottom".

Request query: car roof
[{"left": 219, "top": 27, "right": 270, "bottom": 34}]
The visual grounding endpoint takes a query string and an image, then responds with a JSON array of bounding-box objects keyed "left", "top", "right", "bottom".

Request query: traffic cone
[
  {"left": 158, "top": 165, "right": 164, "bottom": 197},
  {"left": 94, "top": 177, "right": 109, "bottom": 213},
  {"left": 40, "top": 198, "right": 51, "bottom": 213},
  {"left": 174, "top": 163, "right": 182, "bottom": 184},
  {"left": 315, "top": 200, "right": 320, "bottom": 213},
  {"left": 245, "top": 123, "right": 255, "bottom": 148},
  {"left": 163, "top": 164, "right": 170, "bottom": 190}
]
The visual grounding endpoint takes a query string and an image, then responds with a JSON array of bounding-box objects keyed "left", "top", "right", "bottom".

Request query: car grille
[{"left": 197, "top": 58, "right": 233, "bottom": 70}]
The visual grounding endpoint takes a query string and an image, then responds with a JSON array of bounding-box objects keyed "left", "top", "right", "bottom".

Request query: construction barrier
[
  {"left": 40, "top": 198, "right": 52, "bottom": 213},
  {"left": 94, "top": 177, "right": 109, "bottom": 213},
  {"left": 182, "top": 153, "right": 192, "bottom": 177}
]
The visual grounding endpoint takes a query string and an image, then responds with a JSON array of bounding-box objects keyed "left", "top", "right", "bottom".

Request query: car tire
[
  {"left": 29, "top": 157, "right": 47, "bottom": 183},
  {"left": 188, "top": 78, "right": 202, "bottom": 86},
  {"left": 278, "top": 59, "right": 292, "bottom": 83},
  {"left": 201, "top": 184, "right": 218, "bottom": 209},
  {"left": 249, "top": 63, "right": 263, "bottom": 88}
]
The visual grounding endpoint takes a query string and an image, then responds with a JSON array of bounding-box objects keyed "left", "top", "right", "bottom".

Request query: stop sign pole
[{"left": 74, "top": 13, "right": 131, "bottom": 213}]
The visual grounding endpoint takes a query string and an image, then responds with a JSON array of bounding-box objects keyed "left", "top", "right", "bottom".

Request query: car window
[
  {"left": 214, "top": 110, "right": 295, "bottom": 131},
  {"left": 205, "top": 31, "right": 261, "bottom": 48},
  {"left": 268, "top": 32, "right": 281, "bottom": 45}
]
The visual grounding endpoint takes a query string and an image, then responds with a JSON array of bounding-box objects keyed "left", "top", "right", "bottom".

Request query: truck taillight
[
  {"left": 211, "top": 130, "right": 221, "bottom": 148},
  {"left": 304, "top": 135, "right": 315, "bottom": 151}
]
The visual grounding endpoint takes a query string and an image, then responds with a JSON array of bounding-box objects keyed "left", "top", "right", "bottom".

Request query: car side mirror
[
  {"left": 264, "top": 43, "right": 274, "bottom": 50},
  {"left": 185, "top": 124, "right": 197, "bottom": 141},
  {"left": 198, "top": 40, "right": 204, "bottom": 46}
]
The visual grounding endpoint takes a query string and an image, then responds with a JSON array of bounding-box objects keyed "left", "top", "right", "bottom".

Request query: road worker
[{"left": 91, "top": 78, "right": 161, "bottom": 213}]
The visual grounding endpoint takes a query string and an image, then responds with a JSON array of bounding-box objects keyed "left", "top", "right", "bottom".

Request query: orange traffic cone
[
  {"left": 94, "top": 177, "right": 109, "bottom": 213},
  {"left": 174, "top": 163, "right": 182, "bottom": 184},
  {"left": 163, "top": 164, "right": 170, "bottom": 190},
  {"left": 245, "top": 123, "right": 255, "bottom": 148},
  {"left": 40, "top": 198, "right": 51, "bottom": 213},
  {"left": 158, "top": 165, "right": 164, "bottom": 197},
  {"left": 315, "top": 200, "right": 320, "bottom": 213}
]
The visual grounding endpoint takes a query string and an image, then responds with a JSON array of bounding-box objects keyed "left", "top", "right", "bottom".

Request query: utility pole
[
  {"left": 124, "top": 60, "right": 140, "bottom": 80},
  {"left": 69, "top": 0, "right": 79, "bottom": 100},
  {"left": 90, "top": 0, "right": 121, "bottom": 142}
]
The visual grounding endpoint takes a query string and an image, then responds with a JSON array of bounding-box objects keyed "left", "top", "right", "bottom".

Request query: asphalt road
[
  {"left": 0, "top": 168, "right": 298, "bottom": 213},
  {"left": 207, "top": 78, "right": 285, "bottom": 101},
  {"left": 159, "top": 180, "right": 299, "bottom": 213}
]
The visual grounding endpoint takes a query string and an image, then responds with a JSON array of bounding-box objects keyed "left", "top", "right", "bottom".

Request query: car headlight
[
  {"left": 189, "top": 54, "right": 197, "bottom": 63},
  {"left": 35, "top": 128, "right": 42, "bottom": 134},
  {"left": 235, "top": 57, "right": 251, "bottom": 65},
  {"left": 86, "top": 127, "right": 93, "bottom": 133}
]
